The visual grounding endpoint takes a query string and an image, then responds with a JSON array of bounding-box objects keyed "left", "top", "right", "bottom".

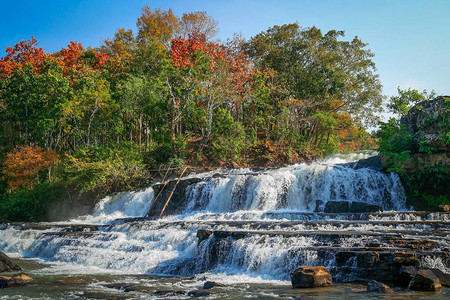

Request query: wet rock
[
  {"left": 438, "top": 204, "right": 450, "bottom": 212},
  {"left": 197, "top": 229, "right": 213, "bottom": 243},
  {"left": 0, "top": 278, "right": 8, "bottom": 288},
  {"left": 153, "top": 290, "right": 185, "bottom": 296},
  {"left": 290, "top": 266, "right": 332, "bottom": 288},
  {"left": 366, "top": 280, "right": 394, "bottom": 294},
  {"left": 398, "top": 266, "right": 418, "bottom": 287},
  {"left": 202, "top": 281, "right": 225, "bottom": 289},
  {"left": 409, "top": 269, "right": 442, "bottom": 291},
  {"left": 393, "top": 252, "right": 419, "bottom": 265},
  {"left": 104, "top": 283, "right": 135, "bottom": 292},
  {"left": 349, "top": 202, "right": 382, "bottom": 213},
  {"left": 0, "top": 273, "right": 33, "bottom": 288},
  {"left": 429, "top": 269, "right": 450, "bottom": 287},
  {"left": 314, "top": 200, "right": 324, "bottom": 212},
  {"left": 324, "top": 201, "right": 349, "bottom": 213},
  {"left": 0, "top": 252, "right": 22, "bottom": 273},
  {"left": 187, "top": 289, "right": 216, "bottom": 297},
  {"left": 353, "top": 155, "right": 384, "bottom": 171}
]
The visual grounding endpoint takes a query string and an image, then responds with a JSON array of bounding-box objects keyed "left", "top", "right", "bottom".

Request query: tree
[
  {"left": 245, "top": 23, "right": 384, "bottom": 126},
  {"left": 176, "top": 11, "right": 218, "bottom": 40},
  {"left": 388, "top": 87, "right": 436, "bottom": 116},
  {"left": 136, "top": 6, "right": 179, "bottom": 47},
  {"left": 2, "top": 146, "right": 59, "bottom": 191}
]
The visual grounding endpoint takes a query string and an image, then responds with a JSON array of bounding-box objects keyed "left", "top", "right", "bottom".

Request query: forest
[{"left": 0, "top": 7, "right": 390, "bottom": 220}]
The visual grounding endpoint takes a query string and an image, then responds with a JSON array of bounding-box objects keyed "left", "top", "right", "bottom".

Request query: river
[{"left": 1, "top": 151, "right": 449, "bottom": 299}]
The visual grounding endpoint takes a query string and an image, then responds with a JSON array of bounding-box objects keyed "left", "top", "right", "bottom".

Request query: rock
[
  {"left": 349, "top": 202, "right": 382, "bottom": 213},
  {"left": 367, "top": 280, "right": 394, "bottom": 294},
  {"left": 0, "top": 273, "right": 33, "bottom": 288},
  {"left": 353, "top": 156, "right": 384, "bottom": 171},
  {"left": 187, "top": 289, "right": 216, "bottom": 297},
  {"left": 409, "top": 269, "right": 442, "bottom": 291},
  {"left": 202, "top": 281, "right": 225, "bottom": 289},
  {"left": 324, "top": 201, "right": 349, "bottom": 213},
  {"left": 290, "top": 266, "right": 332, "bottom": 288},
  {"left": 0, "top": 278, "right": 8, "bottom": 288},
  {"left": 323, "top": 201, "right": 382, "bottom": 213},
  {"left": 104, "top": 283, "right": 135, "bottom": 292},
  {"left": 153, "top": 290, "right": 185, "bottom": 296},
  {"left": 0, "top": 252, "right": 22, "bottom": 273},
  {"left": 314, "top": 200, "right": 324, "bottom": 212},
  {"left": 429, "top": 269, "right": 450, "bottom": 287},
  {"left": 438, "top": 204, "right": 450, "bottom": 212}
]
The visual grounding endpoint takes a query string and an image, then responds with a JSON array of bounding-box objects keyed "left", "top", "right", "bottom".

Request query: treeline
[{"left": 0, "top": 7, "right": 382, "bottom": 218}]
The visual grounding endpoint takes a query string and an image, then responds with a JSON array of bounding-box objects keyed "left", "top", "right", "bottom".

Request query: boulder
[
  {"left": 438, "top": 204, "right": 450, "bottom": 212},
  {"left": 366, "top": 280, "right": 394, "bottom": 294},
  {"left": 409, "top": 269, "right": 442, "bottom": 291},
  {"left": 323, "top": 201, "right": 382, "bottom": 213},
  {"left": 324, "top": 201, "right": 349, "bottom": 213},
  {"left": 429, "top": 269, "right": 450, "bottom": 287},
  {"left": 290, "top": 266, "right": 332, "bottom": 288},
  {"left": 0, "top": 273, "right": 33, "bottom": 288},
  {"left": 202, "top": 281, "right": 225, "bottom": 289},
  {"left": 349, "top": 202, "right": 382, "bottom": 213},
  {"left": 0, "top": 252, "right": 22, "bottom": 273},
  {"left": 353, "top": 155, "right": 384, "bottom": 171}
]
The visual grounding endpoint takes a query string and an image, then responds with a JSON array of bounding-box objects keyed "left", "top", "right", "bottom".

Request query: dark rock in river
[
  {"left": 429, "top": 269, "right": 450, "bottom": 287},
  {"left": 409, "top": 269, "right": 442, "bottom": 292},
  {"left": 202, "top": 281, "right": 225, "bottom": 289},
  {"left": 398, "top": 266, "right": 418, "bottom": 287},
  {"left": 290, "top": 266, "right": 332, "bottom": 288},
  {"left": 366, "top": 280, "right": 394, "bottom": 294},
  {"left": 323, "top": 201, "right": 382, "bottom": 213},
  {"left": 187, "top": 289, "right": 217, "bottom": 297},
  {"left": 0, "top": 252, "right": 22, "bottom": 273},
  {"left": 0, "top": 273, "right": 33, "bottom": 288},
  {"left": 153, "top": 290, "right": 185, "bottom": 296},
  {"left": 349, "top": 202, "right": 382, "bottom": 213},
  {"left": 324, "top": 201, "right": 349, "bottom": 213},
  {"left": 399, "top": 266, "right": 450, "bottom": 288},
  {"left": 350, "top": 155, "right": 384, "bottom": 171}
]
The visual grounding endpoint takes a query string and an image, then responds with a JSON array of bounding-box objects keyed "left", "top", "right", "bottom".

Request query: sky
[{"left": 1, "top": 0, "right": 449, "bottom": 105}]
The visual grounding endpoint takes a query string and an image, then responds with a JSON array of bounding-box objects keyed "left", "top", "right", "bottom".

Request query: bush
[
  {"left": 0, "top": 183, "right": 64, "bottom": 222},
  {"left": 62, "top": 146, "right": 148, "bottom": 194},
  {"left": 209, "top": 108, "right": 246, "bottom": 161}
]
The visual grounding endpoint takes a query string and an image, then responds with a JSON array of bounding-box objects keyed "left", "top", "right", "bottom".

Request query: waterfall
[{"left": 1, "top": 151, "right": 448, "bottom": 288}]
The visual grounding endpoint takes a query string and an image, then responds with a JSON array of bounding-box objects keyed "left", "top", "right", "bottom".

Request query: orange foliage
[
  {"left": 137, "top": 6, "right": 179, "bottom": 45},
  {"left": 2, "top": 146, "right": 59, "bottom": 191},
  {"left": 0, "top": 37, "right": 48, "bottom": 77}
]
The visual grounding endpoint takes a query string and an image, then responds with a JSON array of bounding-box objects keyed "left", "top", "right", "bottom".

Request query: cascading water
[{"left": 1, "top": 151, "right": 449, "bottom": 299}]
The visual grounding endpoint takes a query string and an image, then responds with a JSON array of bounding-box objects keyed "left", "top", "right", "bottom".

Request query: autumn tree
[{"left": 2, "top": 146, "right": 59, "bottom": 191}]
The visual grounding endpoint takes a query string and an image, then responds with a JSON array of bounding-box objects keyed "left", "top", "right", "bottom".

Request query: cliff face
[
  {"left": 396, "top": 96, "right": 450, "bottom": 210},
  {"left": 400, "top": 96, "right": 450, "bottom": 153}
]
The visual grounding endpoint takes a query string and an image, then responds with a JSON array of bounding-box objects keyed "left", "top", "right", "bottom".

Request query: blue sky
[{"left": 1, "top": 0, "right": 449, "bottom": 102}]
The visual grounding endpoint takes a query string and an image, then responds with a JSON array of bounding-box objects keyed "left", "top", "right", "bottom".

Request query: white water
[{"left": 1, "top": 151, "right": 449, "bottom": 285}]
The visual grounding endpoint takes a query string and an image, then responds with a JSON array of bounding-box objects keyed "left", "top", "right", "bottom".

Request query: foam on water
[{"left": 1, "top": 151, "right": 447, "bottom": 285}]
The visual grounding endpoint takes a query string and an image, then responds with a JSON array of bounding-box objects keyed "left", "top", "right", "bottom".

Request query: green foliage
[
  {"left": 388, "top": 87, "right": 435, "bottom": 116},
  {"left": 399, "top": 165, "right": 450, "bottom": 209},
  {"left": 0, "top": 183, "right": 64, "bottom": 222},
  {"left": 209, "top": 108, "right": 246, "bottom": 161},
  {"left": 377, "top": 118, "right": 412, "bottom": 154},
  {"left": 62, "top": 146, "right": 148, "bottom": 194}
]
